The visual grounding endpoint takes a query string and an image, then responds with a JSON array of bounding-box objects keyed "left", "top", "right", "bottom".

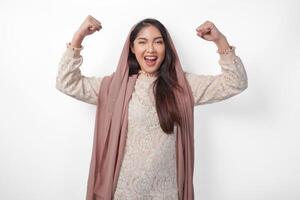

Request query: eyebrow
[{"left": 137, "top": 36, "right": 163, "bottom": 40}]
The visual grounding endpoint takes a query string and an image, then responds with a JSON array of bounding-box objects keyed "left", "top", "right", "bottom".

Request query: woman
[{"left": 56, "top": 15, "right": 248, "bottom": 200}]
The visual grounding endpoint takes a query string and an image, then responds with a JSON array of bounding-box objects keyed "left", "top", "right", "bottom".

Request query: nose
[{"left": 146, "top": 43, "right": 156, "bottom": 53}]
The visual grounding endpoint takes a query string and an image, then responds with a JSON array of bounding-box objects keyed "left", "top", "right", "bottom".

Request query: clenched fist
[
  {"left": 70, "top": 15, "right": 102, "bottom": 48},
  {"left": 196, "top": 21, "right": 225, "bottom": 43},
  {"left": 75, "top": 15, "right": 102, "bottom": 38}
]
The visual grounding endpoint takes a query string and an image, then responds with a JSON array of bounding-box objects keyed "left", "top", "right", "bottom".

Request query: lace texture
[
  {"left": 55, "top": 43, "right": 248, "bottom": 199},
  {"left": 113, "top": 73, "right": 179, "bottom": 199}
]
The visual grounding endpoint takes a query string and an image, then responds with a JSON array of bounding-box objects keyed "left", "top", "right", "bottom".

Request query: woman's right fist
[{"left": 75, "top": 15, "right": 102, "bottom": 38}]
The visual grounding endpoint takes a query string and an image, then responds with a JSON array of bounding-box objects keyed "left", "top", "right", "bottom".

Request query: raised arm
[
  {"left": 55, "top": 15, "right": 103, "bottom": 105},
  {"left": 185, "top": 20, "right": 248, "bottom": 106},
  {"left": 185, "top": 46, "right": 248, "bottom": 106}
]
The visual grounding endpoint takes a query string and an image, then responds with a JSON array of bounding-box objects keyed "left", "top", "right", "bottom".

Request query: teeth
[{"left": 145, "top": 56, "right": 157, "bottom": 61}]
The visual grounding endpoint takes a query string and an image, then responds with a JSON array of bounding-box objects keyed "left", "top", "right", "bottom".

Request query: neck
[{"left": 138, "top": 70, "right": 158, "bottom": 77}]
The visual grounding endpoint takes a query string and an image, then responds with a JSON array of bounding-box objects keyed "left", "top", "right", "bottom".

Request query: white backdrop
[{"left": 1, "top": 0, "right": 299, "bottom": 199}]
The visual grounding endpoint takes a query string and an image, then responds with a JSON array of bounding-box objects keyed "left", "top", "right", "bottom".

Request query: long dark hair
[{"left": 128, "top": 18, "right": 184, "bottom": 134}]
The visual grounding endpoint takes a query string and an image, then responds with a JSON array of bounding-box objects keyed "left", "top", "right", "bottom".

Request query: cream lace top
[{"left": 55, "top": 43, "right": 248, "bottom": 199}]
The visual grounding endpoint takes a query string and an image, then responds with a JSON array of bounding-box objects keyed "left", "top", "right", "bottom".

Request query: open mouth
[{"left": 144, "top": 56, "right": 158, "bottom": 66}]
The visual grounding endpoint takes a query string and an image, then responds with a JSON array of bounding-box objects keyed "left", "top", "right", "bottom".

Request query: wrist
[
  {"left": 214, "top": 35, "right": 230, "bottom": 50},
  {"left": 71, "top": 33, "right": 84, "bottom": 48}
]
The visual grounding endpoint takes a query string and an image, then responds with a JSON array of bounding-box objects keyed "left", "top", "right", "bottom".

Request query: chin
[
  {"left": 146, "top": 64, "right": 162, "bottom": 73},
  {"left": 144, "top": 67, "right": 159, "bottom": 74}
]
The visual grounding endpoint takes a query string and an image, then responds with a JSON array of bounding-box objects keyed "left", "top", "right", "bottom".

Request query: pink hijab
[{"left": 86, "top": 20, "right": 195, "bottom": 200}]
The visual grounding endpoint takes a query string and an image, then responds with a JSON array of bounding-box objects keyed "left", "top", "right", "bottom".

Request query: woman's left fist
[{"left": 196, "top": 21, "right": 225, "bottom": 42}]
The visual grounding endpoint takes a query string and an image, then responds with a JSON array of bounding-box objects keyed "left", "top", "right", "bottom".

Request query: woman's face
[{"left": 130, "top": 25, "right": 165, "bottom": 76}]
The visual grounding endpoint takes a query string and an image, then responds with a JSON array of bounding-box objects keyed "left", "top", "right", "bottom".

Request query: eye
[
  {"left": 138, "top": 41, "right": 145, "bottom": 44},
  {"left": 156, "top": 40, "right": 164, "bottom": 44}
]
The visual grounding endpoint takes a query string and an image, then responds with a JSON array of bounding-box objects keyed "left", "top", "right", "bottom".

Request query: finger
[
  {"left": 197, "top": 33, "right": 205, "bottom": 40},
  {"left": 96, "top": 26, "right": 101, "bottom": 31},
  {"left": 90, "top": 20, "right": 102, "bottom": 31},
  {"left": 196, "top": 25, "right": 203, "bottom": 31},
  {"left": 88, "top": 26, "right": 98, "bottom": 32},
  {"left": 202, "top": 27, "right": 211, "bottom": 33},
  {"left": 204, "top": 20, "right": 214, "bottom": 27},
  {"left": 196, "top": 30, "right": 203, "bottom": 36},
  {"left": 196, "top": 28, "right": 208, "bottom": 36},
  {"left": 91, "top": 19, "right": 101, "bottom": 28},
  {"left": 89, "top": 16, "right": 102, "bottom": 27},
  {"left": 196, "top": 26, "right": 208, "bottom": 34},
  {"left": 91, "top": 24, "right": 101, "bottom": 31},
  {"left": 92, "top": 18, "right": 102, "bottom": 26},
  {"left": 198, "top": 21, "right": 213, "bottom": 29}
]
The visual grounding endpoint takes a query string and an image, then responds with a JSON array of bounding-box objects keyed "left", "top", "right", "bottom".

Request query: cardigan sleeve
[
  {"left": 184, "top": 46, "right": 248, "bottom": 106},
  {"left": 55, "top": 43, "right": 102, "bottom": 105}
]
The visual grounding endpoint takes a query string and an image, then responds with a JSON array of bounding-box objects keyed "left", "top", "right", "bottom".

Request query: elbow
[
  {"left": 232, "top": 71, "right": 248, "bottom": 92},
  {"left": 55, "top": 76, "right": 66, "bottom": 93},
  {"left": 236, "top": 78, "right": 248, "bottom": 94},
  {"left": 240, "top": 75, "right": 248, "bottom": 91},
  {"left": 239, "top": 78, "right": 248, "bottom": 91},
  {"left": 55, "top": 81, "right": 64, "bottom": 93},
  {"left": 227, "top": 77, "right": 248, "bottom": 96},
  {"left": 224, "top": 74, "right": 248, "bottom": 93},
  {"left": 55, "top": 81, "right": 71, "bottom": 96},
  {"left": 239, "top": 68, "right": 248, "bottom": 92}
]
